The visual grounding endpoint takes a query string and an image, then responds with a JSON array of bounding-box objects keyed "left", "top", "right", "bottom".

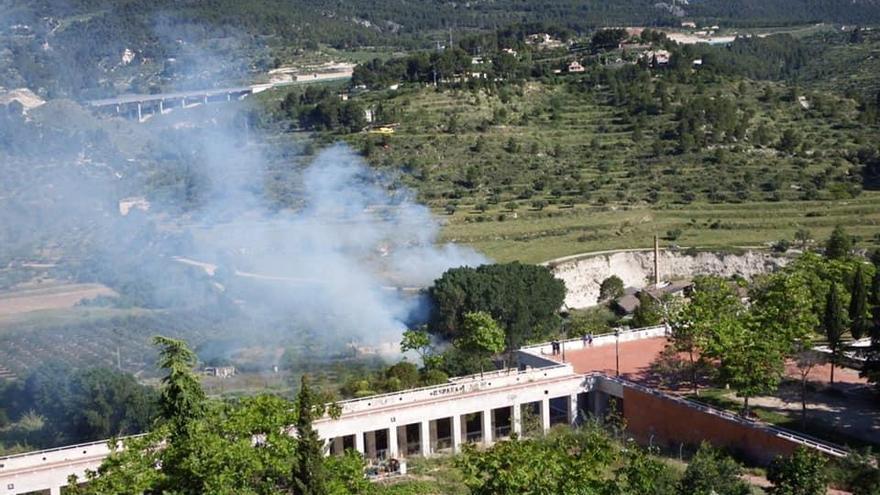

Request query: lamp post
[{"left": 615, "top": 328, "right": 620, "bottom": 377}]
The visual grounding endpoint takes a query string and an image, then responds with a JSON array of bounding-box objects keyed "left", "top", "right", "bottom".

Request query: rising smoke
[
  {"left": 178, "top": 139, "right": 488, "bottom": 345},
  {"left": 0, "top": 12, "right": 488, "bottom": 356},
  {"left": 0, "top": 95, "right": 486, "bottom": 350}
]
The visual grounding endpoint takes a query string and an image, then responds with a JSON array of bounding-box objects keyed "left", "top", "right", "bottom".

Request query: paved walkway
[
  {"left": 550, "top": 337, "right": 868, "bottom": 388},
  {"left": 551, "top": 336, "right": 668, "bottom": 380}
]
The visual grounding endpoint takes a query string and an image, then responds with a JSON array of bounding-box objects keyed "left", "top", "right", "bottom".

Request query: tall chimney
[{"left": 653, "top": 234, "right": 660, "bottom": 286}]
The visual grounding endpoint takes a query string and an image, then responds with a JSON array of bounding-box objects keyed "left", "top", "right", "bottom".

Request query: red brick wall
[{"left": 622, "top": 387, "right": 799, "bottom": 465}]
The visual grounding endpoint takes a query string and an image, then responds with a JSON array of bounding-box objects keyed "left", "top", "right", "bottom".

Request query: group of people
[{"left": 549, "top": 332, "right": 593, "bottom": 356}]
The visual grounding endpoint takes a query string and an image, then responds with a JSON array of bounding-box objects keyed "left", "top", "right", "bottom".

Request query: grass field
[{"left": 438, "top": 193, "right": 880, "bottom": 262}]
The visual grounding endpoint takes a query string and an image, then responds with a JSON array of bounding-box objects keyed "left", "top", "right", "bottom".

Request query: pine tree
[
  {"left": 823, "top": 284, "right": 847, "bottom": 385},
  {"left": 850, "top": 264, "right": 869, "bottom": 340},
  {"left": 293, "top": 375, "right": 327, "bottom": 495},
  {"left": 152, "top": 336, "right": 206, "bottom": 437}
]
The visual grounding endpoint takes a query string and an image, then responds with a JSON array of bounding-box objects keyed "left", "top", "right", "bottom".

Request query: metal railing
[{"left": 598, "top": 374, "right": 849, "bottom": 458}]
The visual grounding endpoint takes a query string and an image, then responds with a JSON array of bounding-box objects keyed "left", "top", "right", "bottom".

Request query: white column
[
  {"left": 365, "top": 430, "right": 377, "bottom": 458},
  {"left": 452, "top": 415, "right": 462, "bottom": 453},
  {"left": 420, "top": 420, "right": 431, "bottom": 456},
  {"left": 50, "top": 486, "right": 61, "bottom": 495},
  {"left": 397, "top": 425, "right": 407, "bottom": 457},
  {"left": 541, "top": 398, "right": 551, "bottom": 433},
  {"left": 512, "top": 403, "right": 522, "bottom": 436},
  {"left": 569, "top": 394, "right": 579, "bottom": 425},
  {"left": 482, "top": 410, "right": 493, "bottom": 445},
  {"left": 388, "top": 425, "right": 399, "bottom": 458},
  {"left": 136, "top": 102, "right": 142, "bottom": 121},
  {"left": 333, "top": 436, "right": 344, "bottom": 455},
  {"left": 354, "top": 431, "right": 365, "bottom": 454}
]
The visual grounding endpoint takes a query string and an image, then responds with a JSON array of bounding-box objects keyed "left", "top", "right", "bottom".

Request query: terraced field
[{"left": 338, "top": 72, "right": 879, "bottom": 262}]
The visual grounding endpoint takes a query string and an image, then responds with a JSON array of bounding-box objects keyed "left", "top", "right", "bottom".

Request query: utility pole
[
  {"left": 615, "top": 329, "right": 620, "bottom": 377},
  {"left": 653, "top": 234, "right": 661, "bottom": 286}
]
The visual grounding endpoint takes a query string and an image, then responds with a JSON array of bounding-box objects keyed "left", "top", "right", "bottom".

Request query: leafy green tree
[
  {"left": 850, "top": 264, "right": 870, "bottom": 339},
  {"left": 718, "top": 316, "right": 786, "bottom": 416},
  {"left": 325, "top": 450, "right": 370, "bottom": 495},
  {"left": 428, "top": 262, "right": 565, "bottom": 350},
  {"left": 293, "top": 376, "right": 327, "bottom": 495},
  {"left": 610, "top": 446, "right": 679, "bottom": 495},
  {"left": 456, "top": 311, "right": 506, "bottom": 376},
  {"left": 400, "top": 327, "right": 433, "bottom": 366},
  {"left": 457, "top": 426, "right": 616, "bottom": 495},
  {"left": 825, "top": 225, "right": 852, "bottom": 261},
  {"left": 767, "top": 447, "right": 828, "bottom": 495},
  {"left": 750, "top": 271, "right": 818, "bottom": 348},
  {"left": 679, "top": 442, "right": 751, "bottom": 495},
  {"left": 632, "top": 292, "right": 663, "bottom": 328},
  {"left": 384, "top": 361, "right": 420, "bottom": 390},
  {"left": 823, "top": 283, "right": 848, "bottom": 385},
  {"left": 599, "top": 275, "right": 625, "bottom": 302},
  {"left": 669, "top": 276, "right": 745, "bottom": 394}
]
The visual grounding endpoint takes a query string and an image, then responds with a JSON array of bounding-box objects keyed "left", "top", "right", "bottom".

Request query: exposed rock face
[{"left": 549, "top": 249, "right": 790, "bottom": 309}]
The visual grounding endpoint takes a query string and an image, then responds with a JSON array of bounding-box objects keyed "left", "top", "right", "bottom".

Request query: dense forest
[{"left": 3, "top": 0, "right": 880, "bottom": 98}]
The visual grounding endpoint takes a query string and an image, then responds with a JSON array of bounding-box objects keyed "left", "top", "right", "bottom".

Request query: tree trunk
[
  {"left": 801, "top": 377, "right": 808, "bottom": 431},
  {"left": 690, "top": 350, "right": 698, "bottom": 396},
  {"left": 742, "top": 396, "right": 750, "bottom": 418},
  {"left": 830, "top": 361, "right": 835, "bottom": 385}
]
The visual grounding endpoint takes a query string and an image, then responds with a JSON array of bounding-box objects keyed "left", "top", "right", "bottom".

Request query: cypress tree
[
  {"left": 850, "top": 265, "right": 869, "bottom": 340},
  {"left": 872, "top": 270, "right": 880, "bottom": 338},
  {"left": 825, "top": 225, "right": 851, "bottom": 261},
  {"left": 861, "top": 271, "right": 880, "bottom": 390},
  {"left": 293, "top": 375, "right": 327, "bottom": 495},
  {"left": 823, "top": 284, "right": 847, "bottom": 385}
]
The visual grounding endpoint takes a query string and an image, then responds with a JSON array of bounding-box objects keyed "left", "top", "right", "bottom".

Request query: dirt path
[{"left": 720, "top": 382, "right": 880, "bottom": 446}]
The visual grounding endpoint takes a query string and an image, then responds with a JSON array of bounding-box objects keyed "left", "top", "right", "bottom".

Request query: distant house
[
  {"left": 612, "top": 280, "right": 693, "bottom": 316},
  {"left": 645, "top": 50, "right": 671, "bottom": 67},
  {"left": 567, "top": 61, "right": 585, "bottom": 73},
  {"left": 204, "top": 366, "right": 236, "bottom": 378},
  {"left": 681, "top": 21, "right": 697, "bottom": 29}
]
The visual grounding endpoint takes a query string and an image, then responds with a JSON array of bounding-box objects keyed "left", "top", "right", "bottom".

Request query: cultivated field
[{"left": 0, "top": 281, "right": 116, "bottom": 317}]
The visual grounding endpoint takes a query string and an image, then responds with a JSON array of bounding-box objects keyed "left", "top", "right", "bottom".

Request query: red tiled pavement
[
  {"left": 550, "top": 337, "right": 669, "bottom": 382},
  {"left": 547, "top": 337, "right": 867, "bottom": 387}
]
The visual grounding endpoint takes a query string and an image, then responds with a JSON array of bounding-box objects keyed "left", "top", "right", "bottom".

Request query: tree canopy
[{"left": 428, "top": 262, "right": 566, "bottom": 350}]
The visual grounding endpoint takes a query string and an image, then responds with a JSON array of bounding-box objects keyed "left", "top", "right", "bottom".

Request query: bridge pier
[{"left": 136, "top": 102, "right": 142, "bottom": 122}]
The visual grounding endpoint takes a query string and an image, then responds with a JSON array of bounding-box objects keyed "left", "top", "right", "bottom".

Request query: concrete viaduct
[
  {"left": 0, "top": 326, "right": 849, "bottom": 495},
  {"left": 85, "top": 72, "right": 351, "bottom": 123}
]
